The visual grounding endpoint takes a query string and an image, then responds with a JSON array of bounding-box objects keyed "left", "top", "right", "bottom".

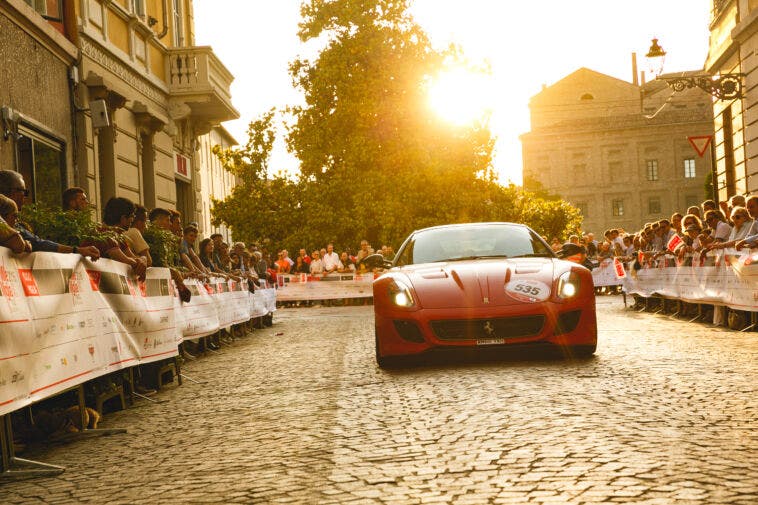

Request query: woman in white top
[
  {"left": 309, "top": 250, "right": 324, "bottom": 274},
  {"left": 708, "top": 207, "right": 754, "bottom": 250}
]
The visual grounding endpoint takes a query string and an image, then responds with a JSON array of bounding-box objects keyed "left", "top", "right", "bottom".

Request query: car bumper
[{"left": 375, "top": 297, "right": 597, "bottom": 358}]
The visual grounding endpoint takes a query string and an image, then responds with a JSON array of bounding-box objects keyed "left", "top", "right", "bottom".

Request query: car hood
[{"left": 397, "top": 258, "right": 557, "bottom": 309}]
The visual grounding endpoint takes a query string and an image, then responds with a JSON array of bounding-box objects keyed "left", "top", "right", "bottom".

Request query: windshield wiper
[
  {"left": 509, "top": 253, "right": 554, "bottom": 258},
  {"left": 439, "top": 255, "right": 509, "bottom": 262}
]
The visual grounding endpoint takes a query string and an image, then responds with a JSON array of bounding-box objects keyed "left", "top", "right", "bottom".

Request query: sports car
[{"left": 370, "top": 222, "right": 597, "bottom": 367}]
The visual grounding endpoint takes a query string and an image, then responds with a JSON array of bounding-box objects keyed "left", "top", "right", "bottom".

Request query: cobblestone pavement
[{"left": 3, "top": 296, "right": 757, "bottom": 504}]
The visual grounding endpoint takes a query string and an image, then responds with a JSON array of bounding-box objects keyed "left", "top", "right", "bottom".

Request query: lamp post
[{"left": 645, "top": 38, "right": 744, "bottom": 101}]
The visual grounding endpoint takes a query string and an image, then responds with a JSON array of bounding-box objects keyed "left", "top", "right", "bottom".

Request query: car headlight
[
  {"left": 556, "top": 271, "right": 580, "bottom": 299},
  {"left": 388, "top": 278, "right": 415, "bottom": 308}
]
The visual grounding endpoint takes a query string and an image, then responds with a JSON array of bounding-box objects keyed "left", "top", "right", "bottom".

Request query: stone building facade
[
  {"left": 520, "top": 68, "right": 714, "bottom": 236},
  {"left": 1, "top": 0, "right": 238, "bottom": 231},
  {"left": 0, "top": 0, "right": 77, "bottom": 207},
  {"left": 707, "top": 0, "right": 758, "bottom": 200}
]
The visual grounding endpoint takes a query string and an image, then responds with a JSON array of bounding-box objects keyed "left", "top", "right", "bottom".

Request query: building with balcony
[
  {"left": 2, "top": 0, "right": 239, "bottom": 231},
  {"left": 707, "top": 0, "right": 758, "bottom": 199},
  {"left": 74, "top": 0, "right": 239, "bottom": 225},
  {"left": 198, "top": 125, "right": 237, "bottom": 241},
  {"left": 521, "top": 68, "right": 714, "bottom": 236},
  {"left": 0, "top": 0, "right": 78, "bottom": 207}
]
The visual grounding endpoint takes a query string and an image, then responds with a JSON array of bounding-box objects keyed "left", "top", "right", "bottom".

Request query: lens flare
[{"left": 427, "top": 68, "right": 493, "bottom": 126}]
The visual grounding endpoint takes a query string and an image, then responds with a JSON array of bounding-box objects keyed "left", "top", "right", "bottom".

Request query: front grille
[{"left": 431, "top": 315, "right": 545, "bottom": 341}]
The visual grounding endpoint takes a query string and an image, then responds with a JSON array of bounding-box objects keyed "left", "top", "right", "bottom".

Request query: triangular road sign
[{"left": 688, "top": 135, "right": 712, "bottom": 157}]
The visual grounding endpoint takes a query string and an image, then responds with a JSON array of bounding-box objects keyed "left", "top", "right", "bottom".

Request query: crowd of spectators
[
  {"left": 268, "top": 240, "right": 393, "bottom": 278},
  {"left": 0, "top": 169, "right": 273, "bottom": 365},
  {"left": 550, "top": 195, "right": 758, "bottom": 268}
]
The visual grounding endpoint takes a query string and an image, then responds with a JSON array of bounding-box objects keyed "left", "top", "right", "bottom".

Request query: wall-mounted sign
[{"left": 175, "top": 153, "right": 191, "bottom": 181}]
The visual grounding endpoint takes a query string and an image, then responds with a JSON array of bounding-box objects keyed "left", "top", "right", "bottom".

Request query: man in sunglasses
[{"left": 0, "top": 170, "right": 99, "bottom": 259}]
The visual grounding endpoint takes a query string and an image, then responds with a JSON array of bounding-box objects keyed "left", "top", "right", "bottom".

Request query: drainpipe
[{"left": 157, "top": 0, "right": 169, "bottom": 39}]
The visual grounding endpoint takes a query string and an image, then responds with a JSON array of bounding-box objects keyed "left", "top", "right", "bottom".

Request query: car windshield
[{"left": 394, "top": 224, "right": 553, "bottom": 266}]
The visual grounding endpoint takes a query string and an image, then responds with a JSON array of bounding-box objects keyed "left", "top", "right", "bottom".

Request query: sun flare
[{"left": 427, "top": 68, "right": 494, "bottom": 126}]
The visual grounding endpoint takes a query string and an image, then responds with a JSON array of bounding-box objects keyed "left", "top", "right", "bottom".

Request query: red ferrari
[{"left": 371, "top": 222, "right": 597, "bottom": 367}]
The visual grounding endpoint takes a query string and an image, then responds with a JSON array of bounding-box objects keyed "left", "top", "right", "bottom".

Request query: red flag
[
  {"left": 667, "top": 234, "right": 683, "bottom": 252},
  {"left": 613, "top": 258, "right": 626, "bottom": 279}
]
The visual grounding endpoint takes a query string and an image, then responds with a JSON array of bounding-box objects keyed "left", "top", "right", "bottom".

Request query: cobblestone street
[{"left": 3, "top": 296, "right": 756, "bottom": 504}]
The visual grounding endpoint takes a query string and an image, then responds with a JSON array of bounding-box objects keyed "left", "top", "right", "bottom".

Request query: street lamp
[
  {"left": 645, "top": 38, "right": 744, "bottom": 101},
  {"left": 645, "top": 38, "right": 666, "bottom": 77}
]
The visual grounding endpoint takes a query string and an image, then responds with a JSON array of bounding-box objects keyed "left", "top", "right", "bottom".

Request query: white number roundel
[{"left": 504, "top": 279, "right": 550, "bottom": 302}]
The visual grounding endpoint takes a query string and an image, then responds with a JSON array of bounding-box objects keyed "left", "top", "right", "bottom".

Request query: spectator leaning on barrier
[
  {"left": 708, "top": 207, "right": 755, "bottom": 251},
  {"left": 294, "top": 254, "right": 310, "bottom": 274},
  {"left": 309, "top": 249, "right": 324, "bottom": 274},
  {"left": 62, "top": 186, "right": 89, "bottom": 212},
  {"left": 745, "top": 194, "right": 758, "bottom": 219},
  {"left": 298, "top": 248, "right": 311, "bottom": 265},
  {"left": 0, "top": 194, "right": 31, "bottom": 253},
  {"left": 671, "top": 213, "right": 684, "bottom": 235},
  {"left": 0, "top": 170, "right": 100, "bottom": 259},
  {"left": 275, "top": 251, "right": 291, "bottom": 273},
  {"left": 282, "top": 249, "right": 295, "bottom": 269},
  {"left": 169, "top": 210, "right": 183, "bottom": 238},
  {"left": 702, "top": 210, "right": 732, "bottom": 247},
  {"left": 180, "top": 226, "right": 207, "bottom": 274},
  {"left": 721, "top": 194, "right": 746, "bottom": 225},
  {"left": 122, "top": 204, "right": 152, "bottom": 267},
  {"left": 210, "top": 233, "right": 224, "bottom": 267},
  {"left": 702, "top": 199, "right": 717, "bottom": 214},
  {"left": 323, "top": 243, "right": 342, "bottom": 273},
  {"left": 199, "top": 238, "right": 226, "bottom": 275},
  {"left": 338, "top": 251, "right": 356, "bottom": 273},
  {"left": 101, "top": 197, "right": 148, "bottom": 280},
  {"left": 253, "top": 250, "right": 267, "bottom": 279}
]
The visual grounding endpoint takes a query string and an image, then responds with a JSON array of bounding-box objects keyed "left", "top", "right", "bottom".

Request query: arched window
[{"left": 580, "top": 93, "right": 594, "bottom": 101}]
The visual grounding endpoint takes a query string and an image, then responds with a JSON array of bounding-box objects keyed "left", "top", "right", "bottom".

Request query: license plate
[{"left": 476, "top": 338, "right": 504, "bottom": 346}]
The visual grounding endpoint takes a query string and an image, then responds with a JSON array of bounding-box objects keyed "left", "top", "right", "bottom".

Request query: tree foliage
[{"left": 211, "top": 0, "right": 581, "bottom": 252}]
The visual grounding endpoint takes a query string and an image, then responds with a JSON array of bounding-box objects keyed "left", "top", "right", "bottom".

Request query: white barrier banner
[
  {"left": 275, "top": 273, "right": 375, "bottom": 301},
  {"left": 623, "top": 251, "right": 758, "bottom": 311},
  {"left": 0, "top": 251, "right": 176, "bottom": 417},
  {"left": 0, "top": 250, "right": 278, "bottom": 416},
  {"left": 592, "top": 258, "right": 621, "bottom": 287}
]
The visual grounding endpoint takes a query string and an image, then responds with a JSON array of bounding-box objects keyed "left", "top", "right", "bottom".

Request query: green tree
[
  {"left": 211, "top": 0, "right": 580, "bottom": 252},
  {"left": 286, "top": 0, "right": 499, "bottom": 249},
  {"left": 211, "top": 110, "right": 302, "bottom": 248}
]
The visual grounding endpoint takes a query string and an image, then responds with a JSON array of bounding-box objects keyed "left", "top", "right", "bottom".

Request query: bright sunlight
[{"left": 427, "top": 68, "right": 494, "bottom": 126}]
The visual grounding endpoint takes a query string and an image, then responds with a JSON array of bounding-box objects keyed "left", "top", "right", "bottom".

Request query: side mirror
[
  {"left": 361, "top": 253, "right": 389, "bottom": 269},
  {"left": 556, "top": 243, "right": 584, "bottom": 259}
]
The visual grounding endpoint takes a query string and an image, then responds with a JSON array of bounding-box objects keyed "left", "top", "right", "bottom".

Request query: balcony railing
[{"left": 168, "top": 46, "right": 239, "bottom": 123}]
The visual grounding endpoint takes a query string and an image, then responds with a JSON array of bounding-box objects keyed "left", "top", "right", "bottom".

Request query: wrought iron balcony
[{"left": 168, "top": 46, "right": 239, "bottom": 124}]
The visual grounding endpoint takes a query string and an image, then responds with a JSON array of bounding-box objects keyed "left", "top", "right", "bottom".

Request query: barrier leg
[
  {"left": 689, "top": 304, "right": 702, "bottom": 323},
  {"left": 0, "top": 414, "right": 65, "bottom": 481},
  {"left": 669, "top": 300, "right": 681, "bottom": 319},
  {"left": 637, "top": 297, "right": 648, "bottom": 312},
  {"left": 179, "top": 373, "right": 206, "bottom": 385}
]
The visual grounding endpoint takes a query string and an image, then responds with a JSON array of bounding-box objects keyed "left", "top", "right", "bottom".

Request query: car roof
[{"left": 411, "top": 222, "right": 527, "bottom": 235}]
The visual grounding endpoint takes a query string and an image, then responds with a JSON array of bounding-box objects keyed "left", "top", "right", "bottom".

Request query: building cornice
[
  {"left": 731, "top": 6, "right": 758, "bottom": 44},
  {"left": 79, "top": 33, "right": 169, "bottom": 107},
  {"left": 3, "top": 0, "right": 78, "bottom": 64}
]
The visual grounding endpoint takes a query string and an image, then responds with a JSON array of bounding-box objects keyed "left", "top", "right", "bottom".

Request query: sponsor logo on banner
[
  {"left": 0, "top": 263, "right": 15, "bottom": 299},
  {"left": 667, "top": 234, "right": 683, "bottom": 252},
  {"left": 17, "top": 269, "right": 39, "bottom": 296},
  {"left": 613, "top": 258, "right": 626, "bottom": 279},
  {"left": 86, "top": 270, "right": 101, "bottom": 291}
]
